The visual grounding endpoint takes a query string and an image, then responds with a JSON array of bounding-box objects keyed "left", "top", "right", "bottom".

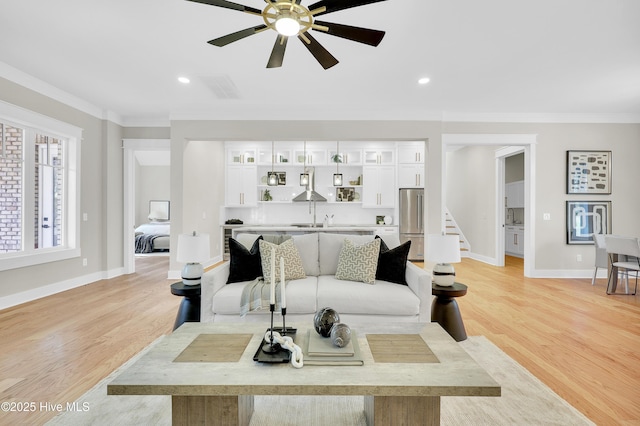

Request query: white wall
[
  {"left": 135, "top": 164, "right": 170, "bottom": 226},
  {"left": 446, "top": 145, "right": 497, "bottom": 259},
  {"left": 0, "top": 77, "right": 117, "bottom": 302},
  {"left": 443, "top": 122, "right": 640, "bottom": 276}
]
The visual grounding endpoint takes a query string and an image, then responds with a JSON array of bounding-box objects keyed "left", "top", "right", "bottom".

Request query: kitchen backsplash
[
  {"left": 225, "top": 203, "right": 395, "bottom": 226},
  {"left": 506, "top": 207, "right": 525, "bottom": 225}
]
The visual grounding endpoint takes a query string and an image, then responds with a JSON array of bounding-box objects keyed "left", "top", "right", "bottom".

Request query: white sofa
[{"left": 201, "top": 232, "right": 432, "bottom": 324}]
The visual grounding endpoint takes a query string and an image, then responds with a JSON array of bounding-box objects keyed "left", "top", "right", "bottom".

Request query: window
[{"left": 0, "top": 101, "right": 81, "bottom": 271}]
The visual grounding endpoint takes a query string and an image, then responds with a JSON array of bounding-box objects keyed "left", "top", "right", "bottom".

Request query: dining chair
[
  {"left": 604, "top": 235, "right": 640, "bottom": 295},
  {"left": 592, "top": 234, "right": 608, "bottom": 285}
]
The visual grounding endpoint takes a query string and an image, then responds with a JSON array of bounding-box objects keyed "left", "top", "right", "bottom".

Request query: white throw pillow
[
  {"left": 335, "top": 238, "right": 381, "bottom": 284},
  {"left": 259, "top": 239, "right": 306, "bottom": 284},
  {"left": 292, "top": 233, "right": 320, "bottom": 276}
]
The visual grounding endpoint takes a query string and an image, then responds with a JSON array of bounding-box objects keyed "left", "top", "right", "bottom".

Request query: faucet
[
  {"left": 310, "top": 200, "right": 317, "bottom": 227},
  {"left": 507, "top": 208, "right": 514, "bottom": 224}
]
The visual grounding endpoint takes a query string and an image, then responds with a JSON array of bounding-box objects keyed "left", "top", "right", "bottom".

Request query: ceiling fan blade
[
  {"left": 313, "top": 20, "right": 385, "bottom": 46},
  {"left": 307, "top": 0, "right": 387, "bottom": 17},
  {"left": 298, "top": 32, "right": 339, "bottom": 69},
  {"left": 208, "top": 25, "right": 268, "bottom": 47},
  {"left": 185, "top": 0, "right": 262, "bottom": 14},
  {"left": 267, "top": 36, "right": 288, "bottom": 68}
]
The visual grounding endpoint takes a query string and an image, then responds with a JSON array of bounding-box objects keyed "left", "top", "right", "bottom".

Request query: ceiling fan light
[{"left": 275, "top": 16, "right": 300, "bottom": 36}]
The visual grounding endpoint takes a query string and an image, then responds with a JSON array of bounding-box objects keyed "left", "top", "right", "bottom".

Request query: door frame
[
  {"left": 122, "top": 139, "right": 170, "bottom": 274},
  {"left": 442, "top": 134, "right": 536, "bottom": 277}
]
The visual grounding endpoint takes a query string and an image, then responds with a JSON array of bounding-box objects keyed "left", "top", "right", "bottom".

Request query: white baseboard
[
  {"left": 468, "top": 252, "right": 499, "bottom": 266},
  {"left": 0, "top": 271, "right": 103, "bottom": 311}
]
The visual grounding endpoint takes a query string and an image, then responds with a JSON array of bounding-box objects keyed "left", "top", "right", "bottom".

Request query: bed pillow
[
  {"left": 226, "top": 236, "right": 263, "bottom": 284},
  {"left": 375, "top": 235, "right": 411, "bottom": 285},
  {"left": 259, "top": 239, "right": 306, "bottom": 284},
  {"left": 335, "top": 238, "right": 381, "bottom": 284}
]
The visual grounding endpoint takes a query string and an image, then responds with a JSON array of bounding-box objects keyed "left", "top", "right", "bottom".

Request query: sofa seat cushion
[
  {"left": 316, "top": 275, "right": 420, "bottom": 316},
  {"left": 212, "top": 277, "right": 318, "bottom": 315}
]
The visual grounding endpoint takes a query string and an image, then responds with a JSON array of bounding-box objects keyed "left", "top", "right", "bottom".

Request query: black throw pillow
[
  {"left": 227, "top": 236, "right": 263, "bottom": 284},
  {"left": 375, "top": 235, "right": 411, "bottom": 285}
]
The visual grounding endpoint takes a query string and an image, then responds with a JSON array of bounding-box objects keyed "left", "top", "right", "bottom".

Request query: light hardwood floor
[{"left": 0, "top": 255, "right": 638, "bottom": 425}]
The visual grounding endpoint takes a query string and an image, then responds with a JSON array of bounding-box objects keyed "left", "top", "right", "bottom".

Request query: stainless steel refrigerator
[{"left": 399, "top": 188, "right": 425, "bottom": 261}]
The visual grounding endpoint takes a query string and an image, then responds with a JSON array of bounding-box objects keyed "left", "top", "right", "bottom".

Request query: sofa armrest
[
  {"left": 201, "top": 262, "right": 230, "bottom": 322},
  {"left": 405, "top": 262, "right": 433, "bottom": 322}
]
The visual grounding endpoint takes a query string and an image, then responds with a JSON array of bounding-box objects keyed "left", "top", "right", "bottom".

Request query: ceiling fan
[{"left": 185, "top": 0, "right": 387, "bottom": 69}]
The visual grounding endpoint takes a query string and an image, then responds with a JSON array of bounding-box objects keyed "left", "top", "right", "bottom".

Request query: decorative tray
[{"left": 253, "top": 327, "right": 297, "bottom": 363}]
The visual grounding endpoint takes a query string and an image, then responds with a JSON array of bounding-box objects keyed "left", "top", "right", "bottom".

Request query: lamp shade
[
  {"left": 177, "top": 233, "right": 210, "bottom": 264},
  {"left": 426, "top": 234, "right": 461, "bottom": 264}
]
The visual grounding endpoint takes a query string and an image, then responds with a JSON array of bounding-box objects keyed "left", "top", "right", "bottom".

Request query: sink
[{"left": 290, "top": 223, "right": 322, "bottom": 228}]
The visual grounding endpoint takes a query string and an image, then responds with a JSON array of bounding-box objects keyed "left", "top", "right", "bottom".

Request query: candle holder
[
  {"left": 261, "top": 303, "right": 281, "bottom": 354},
  {"left": 253, "top": 305, "right": 298, "bottom": 363}
]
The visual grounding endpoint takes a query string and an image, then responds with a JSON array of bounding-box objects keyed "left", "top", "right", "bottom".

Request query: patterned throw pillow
[
  {"left": 335, "top": 238, "right": 381, "bottom": 284},
  {"left": 375, "top": 235, "right": 411, "bottom": 285},
  {"left": 227, "top": 236, "right": 263, "bottom": 284},
  {"left": 259, "top": 239, "right": 306, "bottom": 284}
]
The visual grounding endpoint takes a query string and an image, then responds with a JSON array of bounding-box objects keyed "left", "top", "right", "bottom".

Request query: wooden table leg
[
  {"left": 172, "top": 395, "right": 254, "bottom": 426},
  {"left": 364, "top": 395, "right": 440, "bottom": 425}
]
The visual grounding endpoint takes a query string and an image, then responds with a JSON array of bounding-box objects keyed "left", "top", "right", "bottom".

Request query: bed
[
  {"left": 135, "top": 222, "right": 170, "bottom": 253},
  {"left": 135, "top": 200, "right": 171, "bottom": 254}
]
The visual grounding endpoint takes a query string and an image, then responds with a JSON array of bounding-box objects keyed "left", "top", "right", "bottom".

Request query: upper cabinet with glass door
[
  {"left": 328, "top": 145, "right": 362, "bottom": 165},
  {"left": 227, "top": 145, "right": 256, "bottom": 165},
  {"left": 363, "top": 145, "right": 394, "bottom": 165},
  {"left": 257, "top": 143, "right": 292, "bottom": 166},
  {"left": 293, "top": 142, "right": 327, "bottom": 166}
]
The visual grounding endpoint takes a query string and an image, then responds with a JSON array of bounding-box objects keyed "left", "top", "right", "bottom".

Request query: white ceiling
[{"left": 1, "top": 0, "right": 639, "bottom": 125}]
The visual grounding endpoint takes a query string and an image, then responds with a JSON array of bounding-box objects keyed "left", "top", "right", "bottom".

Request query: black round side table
[
  {"left": 431, "top": 282, "right": 468, "bottom": 342},
  {"left": 170, "top": 282, "right": 201, "bottom": 331}
]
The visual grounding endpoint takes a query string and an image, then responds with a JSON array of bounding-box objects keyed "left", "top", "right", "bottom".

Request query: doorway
[
  {"left": 123, "top": 139, "right": 170, "bottom": 274},
  {"left": 442, "top": 134, "right": 536, "bottom": 277}
]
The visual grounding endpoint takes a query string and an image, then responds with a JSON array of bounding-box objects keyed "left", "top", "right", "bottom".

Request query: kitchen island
[{"left": 231, "top": 225, "right": 378, "bottom": 238}]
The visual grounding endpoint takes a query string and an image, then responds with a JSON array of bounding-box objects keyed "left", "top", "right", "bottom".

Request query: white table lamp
[
  {"left": 427, "top": 234, "right": 461, "bottom": 287},
  {"left": 177, "top": 232, "right": 210, "bottom": 286}
]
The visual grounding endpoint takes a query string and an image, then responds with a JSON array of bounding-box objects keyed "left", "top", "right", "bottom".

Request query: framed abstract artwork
[
  {"left": 566, "top": 150, "right": 611, "bottom": 194},
  {"left": 566, "top": 201, "right": 611, "bottom": 244}
]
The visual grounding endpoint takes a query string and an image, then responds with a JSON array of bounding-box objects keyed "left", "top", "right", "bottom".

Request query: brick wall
[{"left": 0, "top": 124, "right": 23, "bottom": 252}]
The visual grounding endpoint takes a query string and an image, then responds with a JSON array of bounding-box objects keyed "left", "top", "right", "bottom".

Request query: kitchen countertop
[{"left": 230, "top": 224, "right": 396, "bottom": 237}]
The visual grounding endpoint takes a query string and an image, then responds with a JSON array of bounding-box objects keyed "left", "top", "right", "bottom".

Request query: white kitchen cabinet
[
  {"left": 328, "top": 148, "right": 362, "bottom": 165},
  {"left": 226, "top": 165, "right": 257, "bottom": 207},
  {"left": 362, "top": 166, "right": 396, "bottom": 208},
  {"left": 505, "top": 225, "right": 524, "bottom": 256},
  {"left": 257, "top": 146, "right": 291, "bottom": 166},
  {"left": 398, "top": 164, "right": 424, "bottom": 188},
  {"left": 293, "top": 148, "right": 327, "bottom": 165},
  {"left": 505, "top": 181, "right": 524, "bottom": 208},
  {"left": 397, "top": 143, "right": 424, "bottom": 164},
  {"left": 226, "top": 147, "right": 256, "bottom": 165},
  {"left": 363, "top": 149, "right": 394, "bottom": 165}
]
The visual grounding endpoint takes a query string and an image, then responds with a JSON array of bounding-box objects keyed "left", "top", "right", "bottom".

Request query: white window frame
[{"left": 0, "top": 100, "right": 81, "bottom": 271}]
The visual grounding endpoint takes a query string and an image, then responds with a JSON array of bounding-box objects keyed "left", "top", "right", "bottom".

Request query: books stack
[{"left": 303, "top": 329, "right": 364, "bottom": 366}]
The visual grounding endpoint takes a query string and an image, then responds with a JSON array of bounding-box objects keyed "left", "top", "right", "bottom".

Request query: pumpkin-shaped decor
[
  {"left": 314, "top": 307, "right": 340, "bottom": 337},
  {"left": 330, "top": 323, "right": 351, "bottom": 348}
]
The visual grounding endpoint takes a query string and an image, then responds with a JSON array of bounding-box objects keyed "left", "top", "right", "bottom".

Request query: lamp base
[
  {"left": 433, "top": 263, "right": 456, "bottom": 287},
  {"left": 182, "top": 262, "right": 203, "bottom": 286}
]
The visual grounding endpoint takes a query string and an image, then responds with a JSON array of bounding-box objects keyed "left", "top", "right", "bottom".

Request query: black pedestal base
[
  {"left": 170, "top": 282, "right": 201, "bottom": 331},
  {"left": 431, "top": 282, "right": 468, "bottom": 342}
]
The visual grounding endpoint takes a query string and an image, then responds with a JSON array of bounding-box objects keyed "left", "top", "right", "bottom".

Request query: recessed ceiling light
[
  {"left": 178, "top": 76, "right": 191, "bottom": 84},
  {"left": 418, "top": 77, "right": 430, "bottom": 85}
]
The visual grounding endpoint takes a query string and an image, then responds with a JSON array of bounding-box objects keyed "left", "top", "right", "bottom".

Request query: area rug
[{"left": 47, "top": 336, "right": 594, "bottom": 426}]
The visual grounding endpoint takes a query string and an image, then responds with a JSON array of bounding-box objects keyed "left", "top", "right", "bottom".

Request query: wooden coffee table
[{"left": 108, "top": 322, "right": 500, "bottom": 426}]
